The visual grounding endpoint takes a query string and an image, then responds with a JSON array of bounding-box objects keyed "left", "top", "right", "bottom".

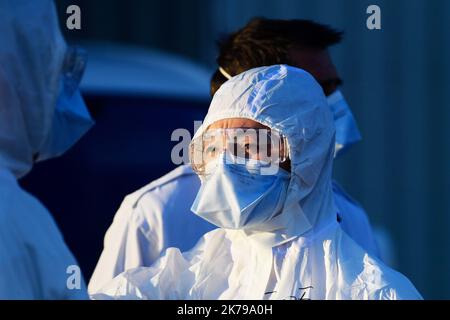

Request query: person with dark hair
[
  {"left": 211, "top": 18, "right": 344, "bottom": 96},
  {"left": 209, "top": 17, "right": 377, "bottom": 258},
  {"left": 89, "top": 18, "right": 379, "bottom": 294}
]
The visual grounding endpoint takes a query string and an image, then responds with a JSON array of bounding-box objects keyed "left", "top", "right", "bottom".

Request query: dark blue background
[{"left": 20, "top": 95, "right": 207, "bottom": 278}]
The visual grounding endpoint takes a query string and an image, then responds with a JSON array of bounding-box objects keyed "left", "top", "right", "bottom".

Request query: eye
[
  {"left": 205, "top": 145, "right": 217, "bottom": 157},
  {"left": 244, "top": 143, "right": 258, "bottom": 158}
]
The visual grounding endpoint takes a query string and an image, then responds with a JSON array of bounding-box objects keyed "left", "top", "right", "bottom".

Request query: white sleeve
[
  {"left": 90, "top": 247, "right": 195, "bottom": 300},
  {"left": 377, "top": 285, "right": 423, "bottom": 300},
  {"left": 88, "top": 193, "right": 164, "bottom": 294},
  {"left": 0, "top": 183, "right": 88, "bottom": 299},
  {"left": 379, "top": 271, "right": 424, "bottom": 300}
]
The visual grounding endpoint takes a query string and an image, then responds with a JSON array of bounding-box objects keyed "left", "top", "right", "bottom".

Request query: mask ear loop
[{"left": 218, "top": 66, "right": 232, "bottom": 80}]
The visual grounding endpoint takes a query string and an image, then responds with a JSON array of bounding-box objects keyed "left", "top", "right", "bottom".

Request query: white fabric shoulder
[
  {"left": 327, "top": 228, "right": 422, "bottom": 300},
  {"left": 119, "top": 164, "right": 199, "bottom": 241},
  {"left": 0, "top": 169, "right": 87, "bottom": 299},
  {"left": 92, "top": 226, "right": 422, "bottom": 300},
  {"left": 125, "top": 164, "right": 196, "bottom": 208},
  {"left": 91, "top": 228, "right": 228, "bottom": 299},
  {"left": 88, "top": 165, "right": 203, "bottom": 294}
]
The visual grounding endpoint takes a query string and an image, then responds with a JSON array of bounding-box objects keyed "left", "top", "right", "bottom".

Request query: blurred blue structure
[{"left": 20, "top": 0, "right": 450, "bottom": 298}]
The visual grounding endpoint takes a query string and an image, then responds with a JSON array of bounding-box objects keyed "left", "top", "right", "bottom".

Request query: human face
[
  {"left": 289, "top": 48, "right": 342, "bottom": 96},
  {"left": 191, "top": 118, "right": 291, "bottom": 173}
]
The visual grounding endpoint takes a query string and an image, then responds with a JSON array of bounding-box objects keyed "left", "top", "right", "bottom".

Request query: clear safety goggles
[
  {"left": 61, "top": 46, "right": 88, "bottom": 97},
  {"left": 189, "top": 128, "right": 289, "bottom": 175}
]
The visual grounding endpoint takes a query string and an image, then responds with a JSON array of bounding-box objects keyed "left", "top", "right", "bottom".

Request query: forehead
[
  {"left": 207, "top": 118, "right": 269, "bottom": 130},
  {"left": 288, "top": 48, "right": 339, "bottom": 81}
]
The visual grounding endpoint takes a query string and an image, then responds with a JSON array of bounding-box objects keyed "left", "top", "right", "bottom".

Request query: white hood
[
  {"left": 194, "top": 64, "right": 337, "bottom": 245},
  {"left": 0, "top": 0, "right": 67, "bottom": 178}
]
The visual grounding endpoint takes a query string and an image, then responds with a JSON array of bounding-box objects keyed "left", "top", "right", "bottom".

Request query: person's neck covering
[
  {"left": 0, "top": 0, "right": 67, "bottom": 178},
  {"left": 194, "top": 65, "right": 338, "bottom": 248}
]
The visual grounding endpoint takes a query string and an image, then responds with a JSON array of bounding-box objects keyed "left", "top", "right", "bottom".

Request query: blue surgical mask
[
  {"left": 327, "top": 90, "right": 361, "bottom": 157},
  {"left": 35, "top": 46, "right": 94, "bottom": 161},
  {"left": 191, "top": 154, "right": 290, "bottom": 230}
]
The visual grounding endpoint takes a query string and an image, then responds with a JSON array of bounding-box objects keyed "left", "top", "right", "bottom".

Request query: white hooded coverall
[
  {"left": 0, "top": 0, "right": 89, "bottom": 299},
  {"left": 91, "top": 65, "right": 421, "bottom": 300}
]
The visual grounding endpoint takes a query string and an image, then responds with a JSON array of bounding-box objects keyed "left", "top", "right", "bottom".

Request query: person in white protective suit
[
  {"left": 0, "top": 0, "right": 93, "bottom": 299},
  {"left": 88, "top": 19, "right": 380, "bottom": 294},
  {"left": 91, "top": 65, "right": 421, "bottom": 300}
]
